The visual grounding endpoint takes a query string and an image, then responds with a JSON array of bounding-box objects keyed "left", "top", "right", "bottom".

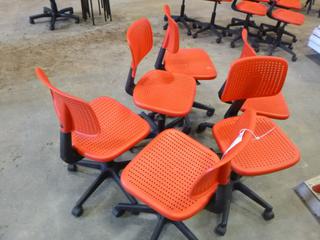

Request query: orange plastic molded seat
[
  {"left": 276, "top": 0, "right": 302, "bottom": 10},
  {"left": 127, "top": 18, "right": 196, "bottom": 118},
  {"left": 271, "top": 8, "right": 305, "bottom": 25},
  {"left": 133, "top": 70, "right": 196, "bottom": 117},
  {"left": 36, "top": 68, "right": 150, "bottom": 162},
  {"left": 237, "top": 29, "right": 290, "bottom": 120},
  {"left": 213, "top": 115, "right": 300, "bottom": 176},
  {"left": 241, "top": 93, "right": 289, "bottom": 119},
  {"left": 236, "top": 1, "right": 268, "bottom": 16},
  {"left": 163, "top": 5, "right": 217, "bottom": 80},
  {"left": 72, "top": 97, "right": 151, "bottom": 161},
  {"left": 121, "top": 129, "right": 221, "bottom": 221}
]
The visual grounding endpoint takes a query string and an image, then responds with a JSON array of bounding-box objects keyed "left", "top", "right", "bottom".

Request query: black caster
[
  {"left": 262, "top": 209, "right": 275, "bottom": 221},
  {"left": 50, "top": 25, "right": 55, "bottom": 31},
  {"left": 230, "top": 42, "right": 235, "bottom": 48},
  {"left": 196, "top": 123, "right": 207, "bottom": 133},
  {"left": 207, "top": 109, "right": 215, "bottom": 117},
  {"left": 112, "top": 207, "right": 125, "bottom": 217},
  {"left": 292, "top": 55, "right": 297, "bottom": 62},
  {"left": 187, "top": 31, "right": 192, "bottom": 36},
  {"left": 288, "top": 45, "right": 293, "bottom": 50},
  {"left": 75, "top": 18, "right": 80, "bottom": 24},
  {"left": 71, "top": 206, "right": 83, "bottom": 217},
  {"left": 67, "top": 164, "right": 77, "bottom": 172},
  {"left": 192, "top": 23, "right": 198, "bottom": 29},
  {"left": 182, "top": 126, "right": 191, "bottom": 135},
  {"left": 163, "top": 25, "right": 168, "bottom": 30},
  {"left": 216, "top": 37, "right": 222, "bottom": 44},
  {"left": 214, "top": 224, "right": 227, "bottom": 236},
  {"left": 164, "top": 15, "right": 168, "bottom": 22},
  {"left": 293, "top": 38, "right": 297, "bottom": 43},
  {"left": 29, "top": 18, "right": 35, "bottom": 24},
  {"left": 192, "top": 33, "right": 198, "bottom": 39}
]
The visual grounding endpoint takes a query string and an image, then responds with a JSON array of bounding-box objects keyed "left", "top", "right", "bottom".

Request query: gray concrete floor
[{"left": 1, "top": 0, "right": 320, "bottom": 239}]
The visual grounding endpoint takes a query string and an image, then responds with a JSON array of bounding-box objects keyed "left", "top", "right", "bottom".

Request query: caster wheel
[
  {"left": 29, "top": 18, "right": 35, "bottom": 24},
  {"left": 196, "top": 124, "right": 207, "bottom": 134},
  {"left": 71, "top": 206, "right": 83, "bottom": 217},
  {"left": 262, "top": 210, "right": 274, "bottom": 221},
  {"left": 207, "top": 109, "right": 215, "bottom": 117},
  {"left": 75, "top": 18, "right": 80, "bottom": 24},
  {"left": 293, "top": 38, "right": 297, "bottom": 43},
  {"left": 164, "top": 15, "right": 168, "bottom": 22},
  {"left": 182, "top": 127, "right": 191, "bottom": 135},
  {"left": 67, "top": 164, "right": 77, "bottom": 172},
  {"left": 112, "top": 207, "right": 125, "bottom": 217},
  {"left": 192, "top": 23, "right": 197, "bottom": 29},
  {"left": 192, "top": 33, "right": 198, "bottom": 39},
  {"left": 187, "top": 31, "right": 192, "bottom": 36},
  {"left": 163, "top": 25, "right": 168, "bottom": 30},
  {"left": 288, "top": 45, "right": 293, "bottom": 50},
  {"left": 214, "top": 224, "right": 227, "bottom": 236},
  {"left": 216, "top": 38, "right": 222, "bottom": 44},
  {"left": 230, "top": 42, "right": 235, "bottom": 48},
  {"left": 50, "top": 25, "right": 55, "bottom": 31},
  {"left": 292, "top": 56, "right": 297, "bottom": 62}
]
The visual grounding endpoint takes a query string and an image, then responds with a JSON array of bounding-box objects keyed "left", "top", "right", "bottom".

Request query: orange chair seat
[
  {"left": 73, "top": 97, "right": 150, "bottom": 161},
  {"left": 241, "top": 93, "right": 290, "bottom": 120},
  {"left": 213, "top": 116, "right": 300, "bottom": 176},
  {"left": 133, "top": 70, "right": 196, "bottom": 117},
  {"left": 276, "top": 0, "right": 302, "bottom": 10},
  {"left": 121, "top": 129, "right": 220, "bottom": 221},
  {"left": 164, "top": 48, "right": 217, "bottom": 80},
  {"left": 236, "top": 1, "right": 268, "bottom": 16},
  {"left": 272, "top": 9, "right": 305, "bottom": 25}
]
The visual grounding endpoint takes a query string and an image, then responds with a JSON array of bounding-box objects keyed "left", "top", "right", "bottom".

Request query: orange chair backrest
[
  {"left": 221, "top": 56, "right": 288, "bottom": 102},
  {"left": 127, "top": 18, "right": 153, "bottom": 76},
  {"left": 162, "top": 5, "right": 180, "bottom": 53},
  {"left": 190, "top": 110, "right": 256, "bottom": 199},
  {"left": 240, "top": 28, "right": 256, "bottom": 58},
  {"left": 35, "top": 68, "right": 100, "bottom": 135}
]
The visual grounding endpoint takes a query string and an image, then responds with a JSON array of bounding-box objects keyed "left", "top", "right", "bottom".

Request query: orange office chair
[
  {"left": 261, "top": 0, "right": 305, "bottom": 61},
  {"left": 227, "top": 0, "right": 268, "bottom": 48},
  {"left": 36, "top": 68, "right": 150, "bottom": 217},
  {"left": 230, "top": 29, "right": 290, "bottom": 120},
  {"left": 155, "top": 4, "right": 217, "bottom": 117},
  {"left": 125, "top": 18, "right": 196, "bottom": 134},
  {"left": 212, "top": 110, "right": 300, "bottom": 235},
  {"left": 197, "top": 54, "right": 288, "bottom": 132},
  {"left": 112, "top": 109, "right": 257, "bottom": 240}
]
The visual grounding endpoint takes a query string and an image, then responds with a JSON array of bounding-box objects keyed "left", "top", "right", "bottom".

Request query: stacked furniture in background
[
  {"left": 29, "top": 0, "right": 80, "bottom": 30},
  {"left": 308, "top": 25, "right": 320, "bottom": 53}
]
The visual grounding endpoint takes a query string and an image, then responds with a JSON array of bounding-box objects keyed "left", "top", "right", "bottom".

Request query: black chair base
[
  {"left": 213, "top": 173, "right": 274, "bottom": 236},
  {"left": 144, "top": 112, "right": 192, "bottom": 135},
  {"left": 113, "top": 203, "right": 198, "bottom": 240},
  {"left": 29, "top": 1, "right": 79, "bottom": 30},
  {"left": 192, "top": 0, "right": 226, "bottom": 43},
  {"left": 227, "top": 15, "right": 261, "bottom": 49},
  {"left": 164, "top": 0, "right": 199, "bottom": 36},
  {"left": 68, "top": 160, "right": 137, "bottom": 217},
  {"left": 193, "top": 101, "right": 215, "bottom": 117},
  {"left": 260, "top": 22, "right": 298, "bottom": 62}
]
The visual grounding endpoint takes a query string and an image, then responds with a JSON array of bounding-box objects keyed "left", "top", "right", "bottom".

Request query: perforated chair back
[
  {"left": 162, "top": 5, "right": 180, "bottom": 53},
  {"left": 190, "top": 110, "right": 256, "bottom": 199},
  {"left": 221, "top": 56, "right": 288, "bottom": 102},
  {"left": 35, "top": 68, "right": 100, "bottom": 135},
  {"left": 127, "top": 18, "right": 153, "bottom": 76},
  {"left": 240, "top": 28, "right": 256, "bottom": 58}
]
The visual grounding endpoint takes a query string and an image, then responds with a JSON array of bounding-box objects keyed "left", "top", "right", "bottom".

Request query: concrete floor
[{"left": 1, "top": 0, "right": 320, "bottom": 239}]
